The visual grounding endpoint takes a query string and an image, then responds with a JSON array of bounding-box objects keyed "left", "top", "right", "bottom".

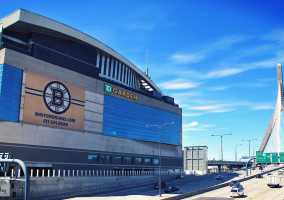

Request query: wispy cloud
[
  {"left": 169, "top": 35, "right": 248, "bottom": 65},
  {"left": 206, "top": 68, "right": 244, "bottom": 78},
  {"left": 183, "top": 121, "right": 216, "bottom": 133},
  {"left": 182, "top": 101, "right": 274, "bottom": 117},
  {"left": 170, "top": 52, "right": 205, "bottom": 64},
  {"left": 159, "top": 79, "right": 201, "bottom": 90}
]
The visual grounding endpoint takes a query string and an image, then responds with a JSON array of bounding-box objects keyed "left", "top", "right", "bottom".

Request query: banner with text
[{"left": 23, "top": 72, "right": 85, "bottom": 130}]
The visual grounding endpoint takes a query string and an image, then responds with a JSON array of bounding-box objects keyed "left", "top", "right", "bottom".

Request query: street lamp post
[
  {"left": 146, "top": 121, "right": 175, "bottom": 197},
  {"left": 211, "top": 133, "right": 232, "bottom": 161},
  {"left": 242, "top": 139, "right": 257, "bottom": 158},
  {"left": 235, "top": 144, "right": 243, "bottom": 161}
]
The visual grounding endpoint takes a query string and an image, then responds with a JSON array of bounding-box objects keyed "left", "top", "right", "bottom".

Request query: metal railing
[{"left": 0, "top": 158, "right": 29, "bottom": 200}]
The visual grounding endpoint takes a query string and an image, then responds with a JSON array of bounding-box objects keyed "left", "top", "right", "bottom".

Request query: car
[
  {"left": 256, "top": 174, "right": 263, "bottom": 179},
  {"left": 277, "top": 170, "right": 284, "bottom": 175},
  {"left": 229, "top": 180, "right": 241, "bottom": 187},
  {"left": 154, "top": 181, "right": 167, "bottom": 190},
  {"left": 230, "top": 184, "right": 245, "bottom": 197},
  {"left": 164, "top": 185, "right": 179, "bottom": 193}
]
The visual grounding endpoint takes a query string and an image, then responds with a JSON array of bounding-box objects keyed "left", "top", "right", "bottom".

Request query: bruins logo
[{"left": 43, "top": 81, "right": 71, "bottom": 114}]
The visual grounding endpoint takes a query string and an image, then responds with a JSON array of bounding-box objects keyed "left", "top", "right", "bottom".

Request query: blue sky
[{"left": 2, "top": 0, "right": 284, "bottom": 160}]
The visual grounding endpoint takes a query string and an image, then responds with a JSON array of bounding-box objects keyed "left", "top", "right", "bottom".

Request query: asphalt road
[
  {"left": 67, "top": 172, "right": 243, "bottom": 200},
  {"left": 189, "top": 172, "right": 284, "bottom": 200}
]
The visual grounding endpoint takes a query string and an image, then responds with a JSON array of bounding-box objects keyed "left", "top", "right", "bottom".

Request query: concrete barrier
[
  {"left": 10, "top": 175, "right": 176, "bottom": 199},
  {"left": 162, "top": 166, "right": 284, "bottom": 200}
]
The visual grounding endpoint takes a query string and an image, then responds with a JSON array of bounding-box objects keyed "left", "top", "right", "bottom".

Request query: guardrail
[{"left": 0, "top": 158, "right": 29, "bottom": 200}]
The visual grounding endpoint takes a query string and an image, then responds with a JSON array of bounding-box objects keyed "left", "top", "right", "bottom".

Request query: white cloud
[
  {"left": 181, "top": 101, "right": 274, "bottom": 117},
  {"left": 169, "top": 35, "right": 247, "bottom": 65},
  {"left": 159, "top": 79, "right": 201, "bottom": 90},
  {"left": 251, "top": 104, "right": 274, "bottom": 111},
  {"left": 183, "top": 121, "right": 215, "bottom": 133},
  {"left": 187, "top": 121, "right": 199, "bottom": 127},
  {"left": 170, "top": 52, "right": 205, "bottom": 64},
  {"left": 206, "top": 68, "right": 245, "bottom": 78}
]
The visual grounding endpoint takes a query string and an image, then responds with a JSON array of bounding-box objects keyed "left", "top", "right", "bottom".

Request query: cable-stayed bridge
[{"left": 259, "top": 64, "right": 284, "bottom": 154}]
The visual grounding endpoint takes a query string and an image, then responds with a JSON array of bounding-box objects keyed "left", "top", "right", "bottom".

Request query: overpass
[{"left": 208, "top": 160, "right": 246, "bottom": 170}]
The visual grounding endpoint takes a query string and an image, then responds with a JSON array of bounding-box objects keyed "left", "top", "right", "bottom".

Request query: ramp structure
[{"left": 259, "top": 64, "right": 283, "bottom": 153}]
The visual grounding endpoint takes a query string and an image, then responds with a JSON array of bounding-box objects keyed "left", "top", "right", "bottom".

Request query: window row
[
  {"left": 88, "top": 153, "right": 160, "bottom": 166},
  {"left": 96, "top": 53, "right": 140, "bottom": 90}
]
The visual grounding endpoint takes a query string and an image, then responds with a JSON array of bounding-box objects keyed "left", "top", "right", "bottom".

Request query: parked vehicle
[
  {"left": 267, "top": 175, "right": 281, "bottom": 188},
  {"left": 164, "top": 185, "right": 179, "bottom": 193},
  {"left": 230, "top": 184, "right": 245, "bottom": 197}
]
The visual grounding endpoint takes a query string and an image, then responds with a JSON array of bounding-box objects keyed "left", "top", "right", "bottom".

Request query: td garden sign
[
  {"left": 23, "top": 72, "right": 85, "bottom": 130},
  {"left": 104, "top": 84, "right": 138, "bottom": 101}
]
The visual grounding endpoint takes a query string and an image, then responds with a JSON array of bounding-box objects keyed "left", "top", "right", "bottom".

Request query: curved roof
[{"left": 0, "top": 9, "right": 162, "bottom": 93}]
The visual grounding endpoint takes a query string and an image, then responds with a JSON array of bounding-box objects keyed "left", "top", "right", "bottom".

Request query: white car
[{"left": 231, "top": 184, "right": 245, "bottom": 197}]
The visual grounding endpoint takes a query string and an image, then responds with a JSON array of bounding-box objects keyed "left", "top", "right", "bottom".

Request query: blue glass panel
[
  {"left": 0, "top": 64, "right": 23, "bottom": 122},
  {"left": 0, "top": 64, "right": 3, "bottom": 95},
  {"left": 103, "top": 96, "right": 181, "bottom": 145}
]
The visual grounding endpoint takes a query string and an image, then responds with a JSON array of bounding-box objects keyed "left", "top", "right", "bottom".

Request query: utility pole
[
  {"left": 242, "top": 139, "right": 257, "bottom": 158},
  {"left": 211, "top": 134, "right": 232, "bottom": 161},
  {"left": 146, "top": 121, "right": 175, "bottom": 197},
  {"left": 235, "top": 144, "right": 243, "bottom": 161}
]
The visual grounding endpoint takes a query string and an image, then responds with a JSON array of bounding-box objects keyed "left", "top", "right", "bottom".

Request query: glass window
[
  {"left": 112, "top": 59, "right": 116, "bottom": 79},
  {"left": 105, "top": 155, "right": 111, "bottom": 164},
  {"left": 126, "top": 67, "right": 129, "bottom": 85},
  {"left": 129, "top": 70, "right": 132, "bottom": 86},
  {"left": 134, "top": 157, "right": 143, "bottom": 165},
  {"left": 115, "top": 61, "right": 119, "bottom": 80},
  {"left": 123, "top": 65, "right": 127, "bottom": 83},
  {"left": 99, "top": 154, "right": 106, "bottom": 163},
  {"left": 144, "top": 158, "right": 151, "bottom": 165},
  {"left": 112, "top": 156, "right": 122, "bottom": 164},
  {"left": 96, "top": 53, "right": 100, "bottom": 69},
  {"left": 153, "top": 158, "right": 160, "bottom": 165},
  {"left": 106, "top": 57, "right": 110, "bottom": 77},
  {"left": 88, "top": 154, "right": 98, "bottom": 162},
  {"left": 121, "top": 64, "right": 125, "bottom": 83},
  {"left": 119, "top": 63, "right": 123, "bottom": 82},
  {"left": 102, "top": 55, "right": 106, "bottom": 75},
  {"left": 123, "top": 156, "right": 132, "bottom": 165}
]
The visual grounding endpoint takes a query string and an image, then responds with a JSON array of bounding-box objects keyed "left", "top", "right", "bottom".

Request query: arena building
[{"left": 0, "top": 9, "right": 182, "bottom": 174}]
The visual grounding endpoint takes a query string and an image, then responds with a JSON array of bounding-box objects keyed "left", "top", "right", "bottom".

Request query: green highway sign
[{"left": 256, "top": 151, "right": 283, "bottom": 164}]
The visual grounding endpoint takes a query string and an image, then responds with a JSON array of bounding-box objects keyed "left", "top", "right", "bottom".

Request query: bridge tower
[{"left": 259, "top": 64, "right": 283, "bottom": 152}]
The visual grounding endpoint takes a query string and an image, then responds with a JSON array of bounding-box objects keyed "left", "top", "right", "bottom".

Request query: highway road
[
  {"left": 189, "top": 172, "right": 284, "bottom": 200},
  {"left": 67, "top": 172, "right": 243, "bottom": 200}
]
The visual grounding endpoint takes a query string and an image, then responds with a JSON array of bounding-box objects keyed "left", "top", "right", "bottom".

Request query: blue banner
[{"left": 0, "top": 64, "right": 23, "bottom": 122}]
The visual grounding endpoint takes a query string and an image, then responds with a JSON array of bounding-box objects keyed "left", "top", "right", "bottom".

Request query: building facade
[
  {"left": 184, "top": 146, "right": 208, "bottom": 175},
  {"left": 0, "top": 10, "right": 182, "bottom": 173}
]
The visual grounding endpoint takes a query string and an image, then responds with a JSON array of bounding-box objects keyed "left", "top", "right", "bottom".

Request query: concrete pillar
[
  {"left": 47, "top": 169, "right": 50, "bottom": 177},
  {"left": 42, "top": 169, "right": 45, "bottom": 177},
  {"left": 31, "top": 169, "right": 33, "bottom": 177}
]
